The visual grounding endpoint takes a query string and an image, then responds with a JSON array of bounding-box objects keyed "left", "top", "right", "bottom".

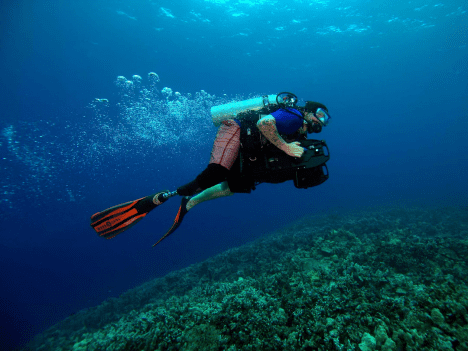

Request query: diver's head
[{"left": 302, "top": 101, "right": 331, "bottom": 133}]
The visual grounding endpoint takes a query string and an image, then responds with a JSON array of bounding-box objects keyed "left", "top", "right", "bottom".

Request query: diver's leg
[
  {"left": 186, "top": 181, "right": 233, "bottom": 211},
  {"left": 177, "top": 164, "right": 230, "bottom": 196},
  {"left": 177, "top": 120, "right": 240, "bottom": 196},
  {"left": 155, "top": 181, "right": 234, "bottom": 246},
  {"left": 208, "top": 120, "right": 240, "bottom": 169}
]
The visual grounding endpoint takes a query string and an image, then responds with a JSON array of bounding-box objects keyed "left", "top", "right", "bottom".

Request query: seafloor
[{"left": 26, "top": 206, "right": 468, "bottom": 350}]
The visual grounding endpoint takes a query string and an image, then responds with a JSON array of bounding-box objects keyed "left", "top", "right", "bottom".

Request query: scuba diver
[{"left": 91, "top": 92, "right": 331, "bottom": 247}]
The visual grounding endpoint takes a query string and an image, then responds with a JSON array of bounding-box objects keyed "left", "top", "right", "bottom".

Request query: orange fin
[{"left": 91, "top": 191, "right": 169, "bottom": 239}]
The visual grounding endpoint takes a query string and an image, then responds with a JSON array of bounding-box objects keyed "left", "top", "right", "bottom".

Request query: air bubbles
[
  {"left": 0, "top": 72, "right": 241, "bottom": 213},
  {"left": 132, "top": 75, "right": 142, "bottom": 89},
  {"left": 161, "top": 87, "right": 173, "bottom": 98},
  {"left": 148, "top": 72, "right": 160, "bottom": 82},
  {"left": 116, "top": 76, "right": 127, "bottom": 89},
  {"left": 0, "top": 122, "right": 67, "bottom": 211}
]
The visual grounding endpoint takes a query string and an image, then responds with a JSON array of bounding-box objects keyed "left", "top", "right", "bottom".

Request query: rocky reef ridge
[{"left": 27, "top": 206, "right": 468, "bottom": 350}]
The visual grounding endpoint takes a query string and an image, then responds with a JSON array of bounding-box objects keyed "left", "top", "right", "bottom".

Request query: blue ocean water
[{"left": 0, "top": 0, "right": 467, "bottom": 349}]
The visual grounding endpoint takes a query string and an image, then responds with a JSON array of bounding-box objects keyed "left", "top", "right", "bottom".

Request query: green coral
[
  {"left": 25, "top": 207, "right": 468, "bottom": 350},
  {"left": 359, "top": 332, "right": 376, "bottom": 351}
]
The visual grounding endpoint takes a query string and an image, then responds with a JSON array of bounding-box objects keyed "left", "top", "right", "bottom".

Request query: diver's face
[{"left": 305, "top": 112, "right": 321, "bottom": 126}]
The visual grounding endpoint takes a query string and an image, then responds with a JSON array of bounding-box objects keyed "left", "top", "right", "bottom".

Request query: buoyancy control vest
[{"left": 227, "top": 107, "right": 330, "bottom": 193}]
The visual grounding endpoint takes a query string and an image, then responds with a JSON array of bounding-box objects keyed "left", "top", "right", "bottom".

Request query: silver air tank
[{"left": 211, "top": 94, "right": 277, "bottom": 126}]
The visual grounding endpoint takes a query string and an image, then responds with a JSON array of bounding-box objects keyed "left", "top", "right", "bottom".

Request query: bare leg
[{"left": 186, "top": 181, "right": 233, "bottom": 211}]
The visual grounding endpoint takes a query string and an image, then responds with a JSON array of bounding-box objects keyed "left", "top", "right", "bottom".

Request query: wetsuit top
[
  {"left": 270, "top": 108, "right": 304, "bottom": 135},
  {"left": 234, "top": 108, "right": 304, "bottom": 134}
]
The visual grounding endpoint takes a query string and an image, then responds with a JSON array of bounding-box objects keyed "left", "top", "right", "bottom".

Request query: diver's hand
[{"left": 282, "top": 142, "right": 304, "bottom": 158}]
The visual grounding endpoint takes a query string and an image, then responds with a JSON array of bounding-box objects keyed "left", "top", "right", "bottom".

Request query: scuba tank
[{"left": 211, "top": 94, "right": 277, "bottom": 126}]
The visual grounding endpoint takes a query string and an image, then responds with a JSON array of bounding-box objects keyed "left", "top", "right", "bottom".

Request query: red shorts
[{"left": 209, "top": 120, "right": 240, "bottom": 170}]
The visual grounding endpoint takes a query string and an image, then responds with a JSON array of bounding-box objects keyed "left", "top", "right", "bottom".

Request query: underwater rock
[
  {"left": 381, "top": 337, "right": 397, "bottom": 351},
  {"left": 374, "top": 324, "right": 389, "bottom": 346},
  {"left": 431, "top": 307, "right": 445, "bottom": 326},
  {"left": 359, "top": 332, "right": 376, "bottom": 351}
]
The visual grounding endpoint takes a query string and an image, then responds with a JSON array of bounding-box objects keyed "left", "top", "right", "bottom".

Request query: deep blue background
[{"left": 1, "top": 0, "right": 467, "bottom": 349}]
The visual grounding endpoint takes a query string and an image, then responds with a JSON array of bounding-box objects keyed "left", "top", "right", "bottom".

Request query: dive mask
[{"left": 315, "top": 108, "right": 331, "bottom": 126}]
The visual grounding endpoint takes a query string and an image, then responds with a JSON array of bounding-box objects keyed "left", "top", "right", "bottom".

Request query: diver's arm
[{"left": 257, "top": 116, "right": 304, "bottom": 158}]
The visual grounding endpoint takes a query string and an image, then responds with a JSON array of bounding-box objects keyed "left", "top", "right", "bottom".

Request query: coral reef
[{"left": 25, "top": 206, "right": 468, "bottom": 350}]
